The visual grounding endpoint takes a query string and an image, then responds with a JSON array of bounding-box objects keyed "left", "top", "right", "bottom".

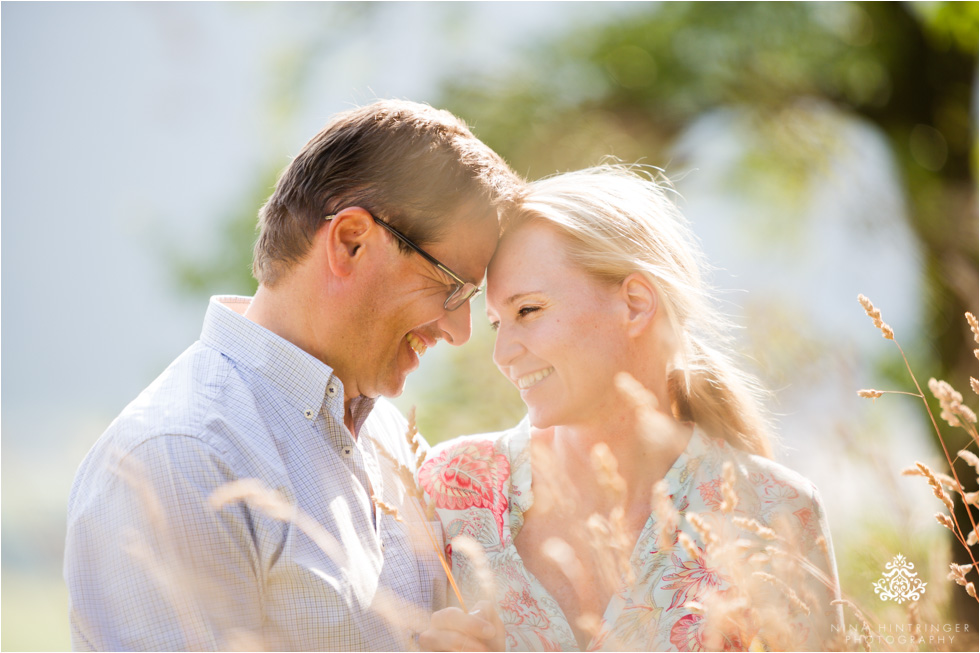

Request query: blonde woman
[{"left": 418, "top": 166, "right": 843, "bottom": 652}]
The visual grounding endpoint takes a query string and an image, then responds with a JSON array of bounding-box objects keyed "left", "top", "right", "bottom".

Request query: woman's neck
[{"left": 535, "top": 413, "right": 691, "bottom": 519}]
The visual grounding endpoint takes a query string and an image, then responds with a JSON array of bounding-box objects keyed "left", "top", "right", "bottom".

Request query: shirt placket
[{"left": 321, "top": 380, "right": 383, "bottom": 539}]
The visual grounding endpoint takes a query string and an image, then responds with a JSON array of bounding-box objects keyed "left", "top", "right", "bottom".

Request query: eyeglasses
[{"left": 325, "top": 213, "right": 483, "bottom": 311}]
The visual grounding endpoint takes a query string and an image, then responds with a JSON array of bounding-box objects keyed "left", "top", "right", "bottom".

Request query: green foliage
[
  {"left": 438, "top": 0, "right": 977, "bottom": 406},
  {"left": 168, "top": 167, "right": 279, "bottom": 298}
]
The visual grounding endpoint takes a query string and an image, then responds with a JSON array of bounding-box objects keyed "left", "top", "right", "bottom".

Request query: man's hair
[{"left": 253, "top": 99, "right": 520, "bottom": 285}]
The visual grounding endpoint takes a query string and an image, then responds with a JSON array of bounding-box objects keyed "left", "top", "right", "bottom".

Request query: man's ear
[
  {"left": 620, "top": 272, "right": 658, "bottom": 337},
  {"left": 323, "top": 208, "right": 376, "bottom": 277}
]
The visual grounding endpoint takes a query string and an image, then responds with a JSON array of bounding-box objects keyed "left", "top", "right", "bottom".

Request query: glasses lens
[{"left": 444, "top": 283, "right": 481, "bottom": 311}]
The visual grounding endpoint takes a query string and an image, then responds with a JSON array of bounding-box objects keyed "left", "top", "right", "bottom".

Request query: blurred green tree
[{"left": 435, "top": 0, "right": 978, "bottom": 626}]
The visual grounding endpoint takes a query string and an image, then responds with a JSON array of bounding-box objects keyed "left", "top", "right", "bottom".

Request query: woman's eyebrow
[{"left": 501, "top": 291, "right": 542, "bottom": 306}]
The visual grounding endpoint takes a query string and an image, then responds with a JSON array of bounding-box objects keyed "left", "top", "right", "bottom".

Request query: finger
[
  {"left": 430, "top": 607, "right": 496, "bottom": 642},
  {"left": 469, "top": 601, "right": 505, "bottom": 651},
  {"left": 418, "top": 628, "right": 492, "bottom": 652},
  {"left": 470, "top": 599, "right": 502, "bottom": 627}
]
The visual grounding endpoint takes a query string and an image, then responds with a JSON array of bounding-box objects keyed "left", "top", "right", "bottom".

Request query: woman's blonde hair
[{"left": 505, "top": 164, "right": 773, "bottom": 458}]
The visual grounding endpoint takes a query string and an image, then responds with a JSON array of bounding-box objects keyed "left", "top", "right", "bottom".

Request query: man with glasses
[{"left": 65, "top": 100, "right": 521, "bottom": 651}]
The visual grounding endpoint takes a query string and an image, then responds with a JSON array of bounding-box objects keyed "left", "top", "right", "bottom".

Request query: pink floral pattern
[
  {"left": 420, "top": 423, "right": 842, "bottom": 651},
  {"left": 661, "top": 549, "right": 729, "bottom": 611},
  {"left": 418, "top": 439, "right": 510, "bottom": 540},
  {"left": 669, "top": 612, "right": 745, "bottom": 652}
]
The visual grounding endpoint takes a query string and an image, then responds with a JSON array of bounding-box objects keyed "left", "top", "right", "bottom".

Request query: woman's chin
[{"left": 525, "top": 405, "right": 557, "bottom": 430}]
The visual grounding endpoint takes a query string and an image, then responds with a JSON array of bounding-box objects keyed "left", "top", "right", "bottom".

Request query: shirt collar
[{"left": 200, "top": 296, "right": 376, "bottom": 428}]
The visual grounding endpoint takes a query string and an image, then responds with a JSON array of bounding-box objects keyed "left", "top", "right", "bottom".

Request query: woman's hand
[{"left": 418, "top": 600, "right": 505, "bottom": 652}]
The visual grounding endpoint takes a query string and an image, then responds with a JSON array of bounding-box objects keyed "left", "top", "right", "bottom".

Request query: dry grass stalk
[
  {"left": 374, "top": 412, "right": 465, "bottom": 609},
  {"left": 968, "top": 312, "right": 979, "bottom": 360},
  {"left": 831, "top": 598, "right": 873, "bottom": 653},
  {"left": 605, "top": 377, "right": 843, "bottom": 649},
  {"left": 856, "top": 295, "right": 980, "bottom": 602},
  {"left": 110, "top": 454, "right": 224, "bottom": 650},
  {"left": 686, "top": 512, "right": 719, "bottom": 549},
  {"left": 857, "top": 389, "right": 884, "bottom": 400},
  {"left": 405, "top": 406, "right": 427, "bottom": 472},
  {"left": 948, "top": 562, "right": 973, "bottom": 587},
  {"left": 751, "top": 571, "right": 810, "bottom": 615},
  {"left": 815, "top": 535, "right": 829, "bottom": 558},
  {"left": 914, "top": 461, "right": 957, "bottom": 514},
  {"left": 574, "top": 613, "right": 603, "bottom": 646},
  {"left": 210, "top": 478, "right": 347, "bottom": 566},
  {"left": 540, "top": 537, "right": 587, "bottom": 589},
  {"left": 373, "top": 495, "right": 402, "bottom": 521},
  {"left": 686, "top": 511, "right": 827, "bottom": 650},
  {"left": 448, "top": 535, "right": 496, "bottom": 607},
  {"left": 935, "top": 512, "right": 956, "bottom": 532},
  {"left": 732, "top": 516, "right": 777, "bottom": 541},
  {"left": 959, "top": 450, "right": 980, "bottom": 472},
  {"left": 213, "top": 452, "right": 451, "bottom": 646},
  {"left": 677, "top": 530, "right": 701, "bottom": 560},
  {"left": 719, "top": 461, "right": 738, "bottom": 513},
  {"left": 587, "top": 442, "right": 636, "bottom": 589},
  {"left": 929, "top": 378, "right": 979, "bottom": 432},
  {"left": 857, "top": 294, "right": 895, "bottom": 340},
  {"left": 650, "top": 479, "right": 678, "bottom": 549},
  {"left": 614, "top": 371, "right": 685, "bottom": 445},
  {"left": 907, "top": 599, "right": 920, "bottom": 634},
  {"left": 111, "top": 452, "right": 439, "bottom": 650}
]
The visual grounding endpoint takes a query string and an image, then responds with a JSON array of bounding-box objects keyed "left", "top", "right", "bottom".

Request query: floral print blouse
[{"left": 418, "top": 419, "right": 843, "bottom": 651}]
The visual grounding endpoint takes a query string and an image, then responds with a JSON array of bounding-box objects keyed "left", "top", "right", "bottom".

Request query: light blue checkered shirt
[{"left": 65, "top": 296, "right": 445, "bottom": 651}]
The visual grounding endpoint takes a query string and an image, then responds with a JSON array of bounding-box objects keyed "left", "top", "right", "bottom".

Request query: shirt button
[
  {"left": 341, "top": 445, "right": 353, "bottom": 458},
  {"left": 326, "top": 382, "right": 339, "bottom": 397},
  {"left": 304, "top": 409, "right": 315, "bottom": 419}
]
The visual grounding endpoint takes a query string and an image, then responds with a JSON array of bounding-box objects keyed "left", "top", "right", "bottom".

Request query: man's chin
[{"left": 375, "top": 372, "right": 410, "bottom": 399}]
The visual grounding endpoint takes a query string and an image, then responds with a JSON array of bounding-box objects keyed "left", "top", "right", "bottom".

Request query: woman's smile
[{"left": 516, "top": 366, "right": 555, "bottom": 390}]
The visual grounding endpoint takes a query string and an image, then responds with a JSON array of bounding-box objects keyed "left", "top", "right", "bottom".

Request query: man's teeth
[
  {"left": 406, "top": 333, "right": 427, "bottom": 356},
  {"left": 517, "top": 367, "right": 554, "bottom": 390}
]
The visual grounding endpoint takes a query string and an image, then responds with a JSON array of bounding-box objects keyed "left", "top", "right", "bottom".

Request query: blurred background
[{"left": 2, "top": 2, "right": 976, "bottom": 650}]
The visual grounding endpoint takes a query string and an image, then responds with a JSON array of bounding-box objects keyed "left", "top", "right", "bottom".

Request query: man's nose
[{"left": 437, "top": 300, "right": 473, "bottom": 346}]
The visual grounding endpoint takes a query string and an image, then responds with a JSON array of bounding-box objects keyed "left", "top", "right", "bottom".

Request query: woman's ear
[
  {"left": 620, "top": 272, "right": 658, "bottom": 337},
  {"left": 323, "top": 208, "right": 375, "bottom": 277}
]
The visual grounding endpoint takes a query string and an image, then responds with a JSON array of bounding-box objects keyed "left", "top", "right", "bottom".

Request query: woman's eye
[{"left": 517, "top": 306, "right": 540, "bottom": 318}]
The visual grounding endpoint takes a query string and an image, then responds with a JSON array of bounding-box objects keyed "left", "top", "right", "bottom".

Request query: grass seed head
[
  {"left": 916, "top": 462, "right": 956, "bottom": 513},
  {"left": 958, "top": 449, "right": 980, "bottom": 471},
  {"left": 720, "top": 461, "right": 738, "bottom": 513},
  {"left": 651, "top": 479, "right": 679, "bottom": 548},
  {"left": 929, "top": 378, "right": 977, "bottom": 427},
  {"left": 948, "top": 562, "right": 973, "bottom": 587},
  {"left": 935, "top": 512, "right": 956, "bottom": 531},
  {"left": 857, "top": 294, "right": 895, "bottom": 340},
  {"left": 967, "top": 312, "right": 979, "bottom": 344}
]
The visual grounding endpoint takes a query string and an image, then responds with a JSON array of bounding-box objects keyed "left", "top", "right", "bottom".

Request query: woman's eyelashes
[
  {"left": 517, "top": 305, "right": 541, "bottom": 319},
  {"left": 489, "top": 304, "right": 543, "bottom": 331}
]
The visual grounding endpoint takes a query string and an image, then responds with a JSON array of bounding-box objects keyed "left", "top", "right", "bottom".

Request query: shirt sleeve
[
  {"left": 751, "top": 477, "right": 845, "bottom": 651},
  {"left": 64, "top": 434, "right": 269, "bottom": 651},
  {"left": 797, "top": 483, "right": 846, "bottom": 650}
]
